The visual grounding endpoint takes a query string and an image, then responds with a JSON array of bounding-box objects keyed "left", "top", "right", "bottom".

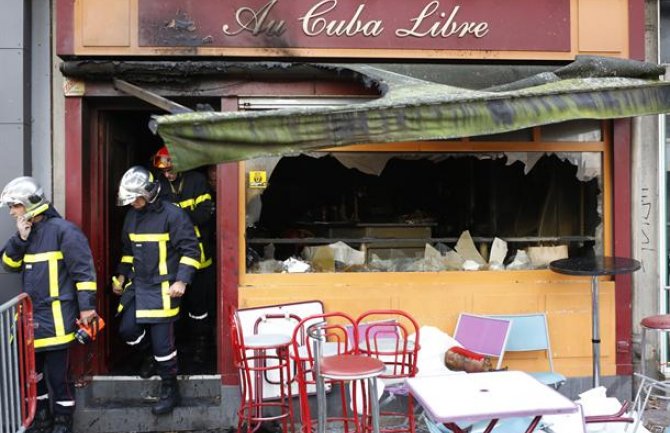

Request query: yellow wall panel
[
  {"left": 81, "top": 0, "right": 131, "bottom": 47},
  {"left": 239, "top": 273, "right": 617, "bottom": 377},
  {"left": 577, "top": 0, "right": 626, "bottom": 53}
]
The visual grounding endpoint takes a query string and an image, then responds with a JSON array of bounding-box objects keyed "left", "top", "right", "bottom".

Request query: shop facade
[{"left": 55, "top": 0, "right": 662, "bottom": 429}]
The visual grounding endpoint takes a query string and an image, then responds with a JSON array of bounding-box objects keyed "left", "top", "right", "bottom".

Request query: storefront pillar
[{"left": 613, "top": 118, "right": 634, "bottom": 375}]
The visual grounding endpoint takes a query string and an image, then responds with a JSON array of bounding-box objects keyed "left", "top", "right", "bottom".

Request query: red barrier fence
[{"left": 1, "top": 293, "right": 36, "bottom": 433}]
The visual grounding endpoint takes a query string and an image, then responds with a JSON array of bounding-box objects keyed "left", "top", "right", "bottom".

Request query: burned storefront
[
  {"left": 244, "top": 148, "right": 602, "bottom": 273},
  {"left": 55, "top": 0, "right": 666, "bottom": 431}
]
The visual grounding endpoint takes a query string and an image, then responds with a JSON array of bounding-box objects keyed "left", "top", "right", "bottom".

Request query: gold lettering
[
  {"left": 300, "top": 0, "right": 383, "bottom": 37},
  {"left": 396, "top": 2, "right": 489, "bottom": 39},
  {"left": 222, "top": 0, "right": 286, "bottom": 37}
]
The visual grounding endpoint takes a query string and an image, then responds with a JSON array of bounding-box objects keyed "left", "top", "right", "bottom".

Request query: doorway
[{"left": 85, "top": 99, "right": 219, "bottom": 375}]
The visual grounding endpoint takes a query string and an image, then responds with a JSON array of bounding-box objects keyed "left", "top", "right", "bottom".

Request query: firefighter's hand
[
  {"left": 17, "top": 216, "right": 32, "bottom": 241},
  {"left": 79, "top": 310, "right": 97, "bottom": 326},
  {"left": 169, "top": 281, "right": 186, "bottom": 298},
  {"left": 112, "top": 275, "right": 125, "bottom": 295}
]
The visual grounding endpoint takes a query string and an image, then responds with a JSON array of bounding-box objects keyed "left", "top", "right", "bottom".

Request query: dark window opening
[{"left": 246, "top": 153, "right": 601, "bottom": 272}]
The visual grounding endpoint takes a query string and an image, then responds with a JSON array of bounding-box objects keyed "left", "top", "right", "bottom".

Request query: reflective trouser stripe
[
  {"left": 126, "top": 330, "right": 146, "bottom": 346},
  {"left": 37, "top": 394, "right": 49, "bottom": 400},
  {"left": 56, "top": 401, "right": 75, "bottom": 407},
  {"left": 189, "top": 312, "right": 208, "bottom": 320},
  {"left": 154, "top": 350, "right": 177, "bottom": 362}
]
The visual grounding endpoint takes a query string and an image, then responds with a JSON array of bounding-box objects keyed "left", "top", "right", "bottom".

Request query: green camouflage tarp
[{"left": 152, "top": 56, "right": 670, "bottom": 171}]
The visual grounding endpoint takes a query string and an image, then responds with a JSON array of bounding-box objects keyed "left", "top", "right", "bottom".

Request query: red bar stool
[
  {"left": 290, "top": 312, "right": 385, "bottom": 433},
  {"left": 356, "top": 310, "right": 421, "bottom": 433},
  {"left": 229, "top": 308, "right": 295, "bottom": 433},
  {"left": 640, "top": 314, "right": 670, "bottom": 376}
]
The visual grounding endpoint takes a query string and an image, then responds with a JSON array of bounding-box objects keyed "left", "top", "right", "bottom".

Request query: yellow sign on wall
[{"left": 249, "top": 171, "right": 268, "bottom": 189}]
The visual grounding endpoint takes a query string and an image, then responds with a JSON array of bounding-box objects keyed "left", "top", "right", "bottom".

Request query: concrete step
[{"left": 74, "top": 375, "right": 239, "bottom": 433}]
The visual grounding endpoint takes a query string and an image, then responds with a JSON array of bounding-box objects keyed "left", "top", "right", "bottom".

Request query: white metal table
[{"left": 406, "top": 371, "right": 577, "bottom": 433}]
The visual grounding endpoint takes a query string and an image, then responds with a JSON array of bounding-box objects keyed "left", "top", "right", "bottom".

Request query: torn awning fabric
[{"left": 151, "top": 56, "right": 670, "bottom": 172}]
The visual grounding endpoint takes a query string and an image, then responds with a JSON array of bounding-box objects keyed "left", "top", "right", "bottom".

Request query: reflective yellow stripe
[
  {"left": 22, "top": 251, "right": 66, "bottom": 337},
  {"left": 136, "top": 280, "right": 179, "bottom": 318},
  {"left": 76, "top": 281, "right": 97, "bottom": 291},
  {"left": 178, "top": 198, "right": 195, "bottom": 210},
  {"left": 180, "top": 256, "right": 200, "bottom": 269},
  {"left": 136, "top": 307, "right": 180, "bottom": 318},
  {"left": 121, "top": 255, "right": 133, "bottom": 264},
  {"left": 199, "top": 242, "right": 206, "bottom": 263},
  {"left": 199, "top": 258, "right": 212, "bottom": 269},
  {"left": 194, "top": 226, "right": 201, "bottom": 238},
  {"left": 158, "top": 241, "right": 168, "bottom": 275},
  {"left": 2, "top": 252, "right": 22, "bottom": 268},
  {"left": 117, "top": 304, "right": 124, "bottom": 314},
  {"left": 161, "top": 280, "right": 171, "bottom": 314},
  {"left": 178, "top": 194, "right": 211, "bottom": 210},
  {"left": 195, "top": 193, "right": 211, "bottom": 205},
  {"left": 129, "top": 233, "right": 170, "bottom": 242},
  {"left": 48, "top": 256, "right": 65, "bottom": 337},
  {"left": 24, "top": 251, "right": 63, "bottom": 263},
  {"left": 34, "top": 333, "right": 75, "bottom": 349}
]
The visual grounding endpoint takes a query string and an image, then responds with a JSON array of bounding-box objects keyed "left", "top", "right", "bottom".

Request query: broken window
[{"left": 244, "top": 148, "right": 603, "bottom": 273}]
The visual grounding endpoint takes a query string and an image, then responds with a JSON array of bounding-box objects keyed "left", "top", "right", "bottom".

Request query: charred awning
[{"left": 150, "top": 56, "right": 670, "bottom": 171}]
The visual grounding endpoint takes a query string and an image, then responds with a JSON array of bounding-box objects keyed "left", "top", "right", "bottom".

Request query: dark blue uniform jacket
[
  {"left": 157, "top": 171, "right": 214, "bottom": 270},
  {"left": 116, "top": 199, "right": 200, "bottom": 324},
  {"left": 1, "top": 206, "right": 97, "bottom": 351}
]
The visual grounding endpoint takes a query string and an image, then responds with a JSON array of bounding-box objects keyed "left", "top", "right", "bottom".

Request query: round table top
[{"left": 549, "top": 256, "right": 641, "bottom": 277}]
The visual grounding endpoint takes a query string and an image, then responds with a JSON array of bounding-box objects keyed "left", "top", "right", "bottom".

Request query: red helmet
[{"left": 153, "top": 146, "right": 173, "bottom": 171}]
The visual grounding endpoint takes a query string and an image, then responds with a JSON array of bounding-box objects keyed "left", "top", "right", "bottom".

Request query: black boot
[
  {"left": 152, "top": 376, "right": 181, "bottom": 415},
  {"left": 26, "top": 405, "right": 52, "bottom": 433},
  {"left": 139, "top": 354, "right": 157, "bottom": 379},
  {"left": 50, "top": 414, "right": 73, "bottom": 433}
]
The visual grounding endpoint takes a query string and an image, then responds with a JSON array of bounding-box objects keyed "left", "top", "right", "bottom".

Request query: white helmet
[
  {"left": 0, "top": 176, "right": 49, "bottom": 217},
  {"left": 117, "top": 166, "right": 160, "bottom": 206}
]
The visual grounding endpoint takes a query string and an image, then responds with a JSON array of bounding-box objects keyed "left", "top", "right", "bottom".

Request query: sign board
[{"left": 139, "top": 0, "right": 570, "bottom": 52}]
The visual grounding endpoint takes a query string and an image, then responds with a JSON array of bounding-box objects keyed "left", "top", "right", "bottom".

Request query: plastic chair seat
[
  {"left": 641, "top": 314, "right": 670, "bottom": 329},
  {"left": 321, "top": 354, "right": 386, "bottom": 380}
]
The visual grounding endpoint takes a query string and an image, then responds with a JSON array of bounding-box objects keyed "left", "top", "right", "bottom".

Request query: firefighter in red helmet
[
  {"left": 152, "top": 146, "right": 215, "bottom": 370},
  {"left": 1, "top": 176, "right": 98, "bottom": 433}
]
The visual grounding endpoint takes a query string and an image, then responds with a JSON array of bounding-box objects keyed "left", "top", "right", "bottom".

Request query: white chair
[{"left": 488, "top": 313, "right": 566, "bottom": 388}]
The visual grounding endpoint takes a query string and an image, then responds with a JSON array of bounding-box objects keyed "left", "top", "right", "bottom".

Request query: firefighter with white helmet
[
  {"left": 112, "top": 165, "right": 200, "bottom": 415},
  {"left": 0, "top": 176, "right": 98, "bottom": 433}
]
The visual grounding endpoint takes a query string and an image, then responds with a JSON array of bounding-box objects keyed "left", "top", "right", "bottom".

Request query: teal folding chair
[{"left": 488, "top": 313, "right": 566, "bottom": 389}]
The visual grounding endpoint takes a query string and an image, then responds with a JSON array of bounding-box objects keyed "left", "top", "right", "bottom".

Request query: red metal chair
[
  {"left": 355, "top": 310, "right": 421, "bottom": 433},
  {"left": 229, "top": 307, "right": 295, "bottom": 433},
  {"left": 290, "top": 311, "right": 385, "bottom": 433}
]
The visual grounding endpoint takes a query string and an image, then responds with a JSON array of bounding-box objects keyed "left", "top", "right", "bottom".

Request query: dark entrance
[{"left": 84, "top": 98, "right": 219, "bottom": 376}]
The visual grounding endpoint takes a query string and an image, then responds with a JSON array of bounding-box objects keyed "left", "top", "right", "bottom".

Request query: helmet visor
[
  {"left": 153, "top": 154, "right": 173, "bottom": 171},
  {"left": 117, "top": 186, "right": 139, "bottom": 206}
]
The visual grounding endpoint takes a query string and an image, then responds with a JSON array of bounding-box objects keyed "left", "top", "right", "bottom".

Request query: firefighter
[
  {"left": 113, "top": 165, "right": 200, "bottom": 415},
  {"left": 0, "top": 176, "right": 98, "bottom": 433},
  {"left": 153, "top": 146, "right": 215, "bottom": 368}
]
